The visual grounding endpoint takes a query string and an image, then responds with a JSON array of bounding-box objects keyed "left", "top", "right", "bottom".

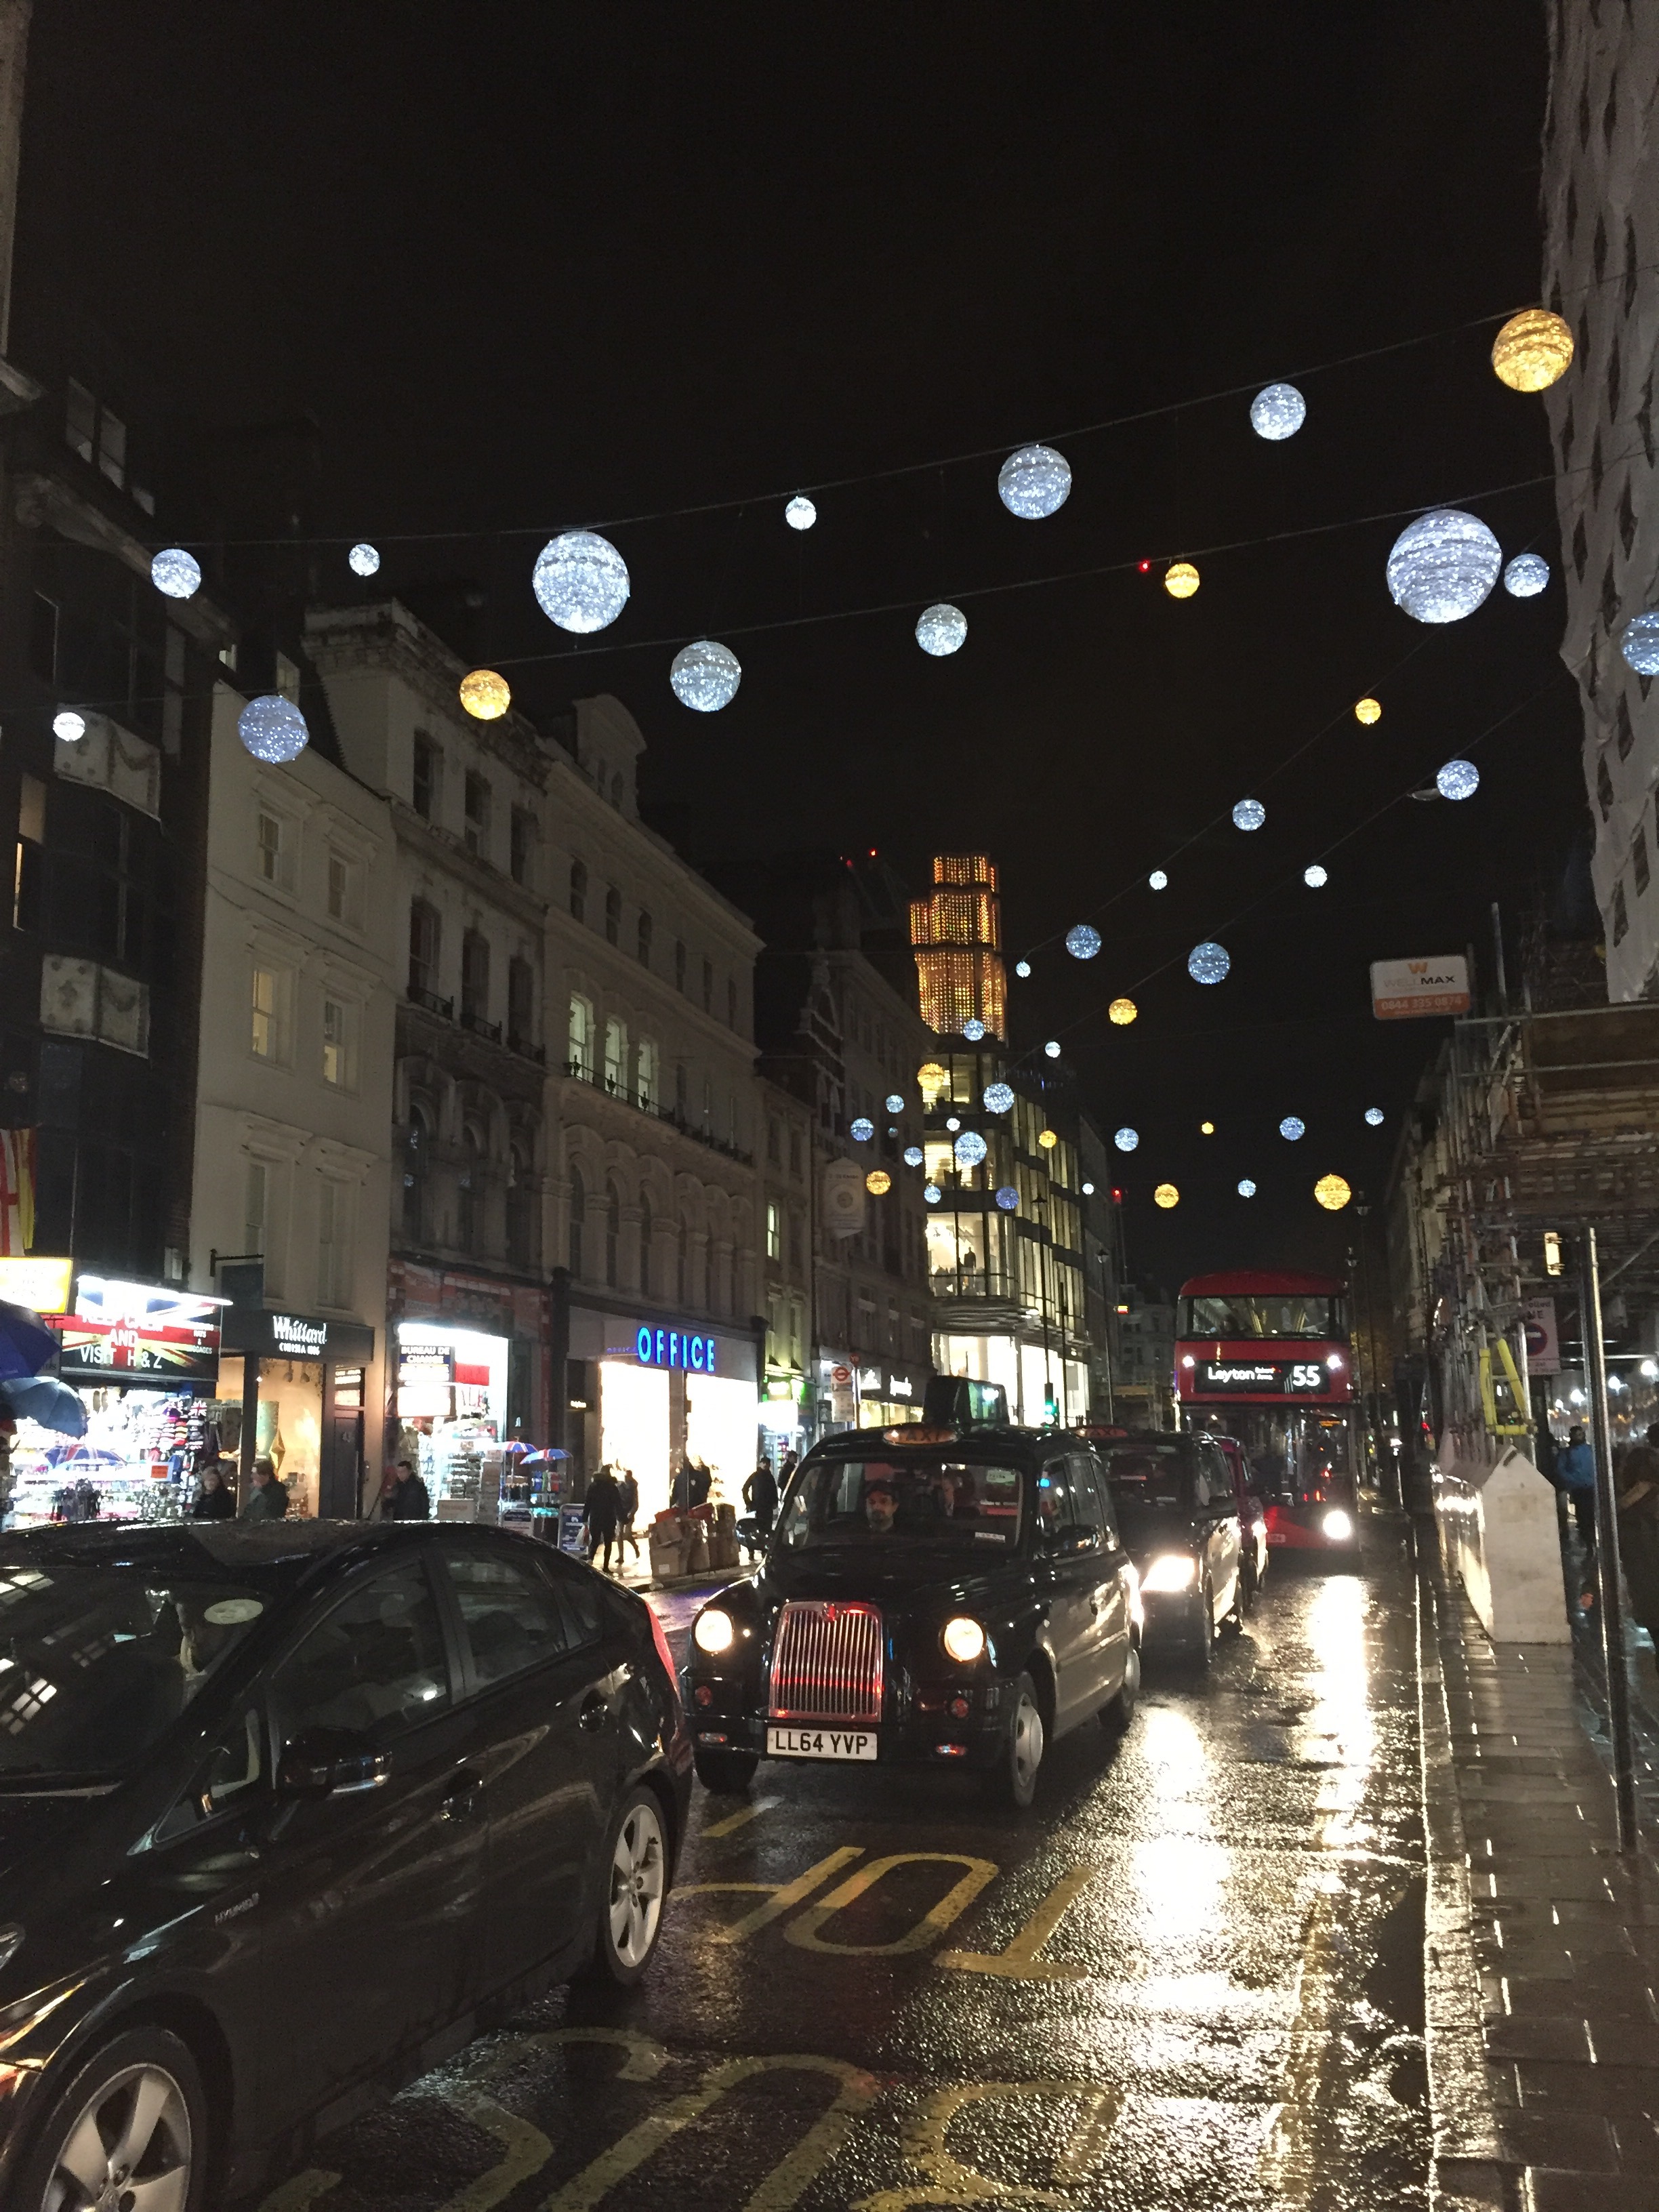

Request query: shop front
[
  {"left": 760, "top": 1368, "right": 807, "bottom": 1467},
  {"left": 392, "top": 1318, "right": 512, "bottom": 1520},
  {"left": 217, "top": 1307, "right": 376, "bottom": 1520},
  {"left": 855, "top": 1357, "right": 930, "bottom": 1432},
  {"left": 12, "top": 1273, "right": 227, "bottom": 1525},
  {"left": 566, "top": 1303, "right": 760, "bottom": 1523}
]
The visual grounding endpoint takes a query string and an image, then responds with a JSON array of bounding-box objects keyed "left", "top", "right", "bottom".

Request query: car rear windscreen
[{"left": 1101, "top": 1444, "right": 1193, "bottom": 1514}]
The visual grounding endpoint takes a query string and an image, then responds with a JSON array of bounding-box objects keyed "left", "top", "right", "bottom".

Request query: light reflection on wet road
[{"left": 249, "top": 1525, "right": 1427, "bottom": 2212}]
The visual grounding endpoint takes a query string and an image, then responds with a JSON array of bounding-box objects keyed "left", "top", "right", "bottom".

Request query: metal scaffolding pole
[{"left": 1581, "top": 1223, "right": 1639, "bottom": 1851}]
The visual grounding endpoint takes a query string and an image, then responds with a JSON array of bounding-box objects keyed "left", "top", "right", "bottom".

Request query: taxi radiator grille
[{"left": 768, "top": 1601, "right": 883, "bottom": 1725}]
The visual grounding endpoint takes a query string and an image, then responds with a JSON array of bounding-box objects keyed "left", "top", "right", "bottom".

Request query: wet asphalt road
[{"left": 251, "top": 1519, "right": 1428, "bottom": 2212}]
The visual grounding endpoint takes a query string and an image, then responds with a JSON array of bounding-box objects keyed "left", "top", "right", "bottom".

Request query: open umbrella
[
  {"left": 0, "top": 1376, "right": 87, "bottom": 1437},
  {"left": 0, "top": 1300, "right": 60, "bottom": 1382}
]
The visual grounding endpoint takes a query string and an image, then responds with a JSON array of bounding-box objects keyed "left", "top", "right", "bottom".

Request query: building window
[
  {"left": 412, "top": 734, "right": 439, "bottom": 820},
  {"left": 768, "top": 1116, "right": 781, "bottom": 1166},
  {"left": 569, "top": 1166, "right": 586, "bottom": 1275},
  {"left": 605, "top": 1176, "right": 621, "bottom": 1288},
  {"left": 508, "top": 956, "right": 534, "bottom": 1054},
  {"left": 510, "top": 806, "right": 533, "bottom": 887},
  {"left": 636, "top": 1037, "right": 659, "bottom": 1112},
  {"left": 404, "top": 1105, "right": 430, "bottom": 1242},
  {"left": 458, "top": 1122, "right": 485, "bottom": 1254},
  {"left": 251, "top": 966, "right": 281, "bottom": 1059},
  {"left": 318, "top": 1179, "right": 348, "bottom": 1307},
  {"left": 638, "top": 910, "right": 653, "bottom": 966},
  {"left": 570, "top": 859, "right": 587, "bottom": 922},
  {"left": 464, "top": 771, "right": 491, "bottom": 859},
  {"left": 727, "top": 977, "right": 738, "bottom": 1029},
  {"left": 676, "top": 940, "right": 687, "bottom": 992},
  {"left": 702, "top": 958, "right": 713, "bottom": 1014},
  {"left": 569, "top": 992, "right": 594, "bottom": 1078},
  {"left": 789, "top": 1128, "right": 802, "bottom": 1178},
  {"left": 766, "top": 1202, "right": 781, "bottom": 1262},
  {"left": 605, "top": 886, "right": 621, "bottom": 946},
  {"left": 507, "top": 1145, "right": 532, "bottom": 1270},
  {"left": 409, "top": 900, "right": 443, "bottom": 1002},
  {"left": 604, "top": 1015, "right": 628, "bottom": 1094},
  {"left": 639, "top": 1195, "right": 653, "bottom": 1298},
  {"left": 258, "top": 812, "right": 283, "bottom": 884},
  {"left": 461, "top": 930, "right": 491, "bottom": 1027},
  {"left": 322, "top": 997, "right": 348, "bottom": 1086},
  {"left": 326, "top": 850, "right": 351, "bottom": 920}
]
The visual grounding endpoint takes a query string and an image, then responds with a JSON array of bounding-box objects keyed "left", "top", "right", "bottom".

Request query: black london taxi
[
  {"left": 684, "top": 1422, "right": 1141, "bottom": 1809},
  {"left": 1096, "top": 1430, "right": 1245, "bottom": 1666}
]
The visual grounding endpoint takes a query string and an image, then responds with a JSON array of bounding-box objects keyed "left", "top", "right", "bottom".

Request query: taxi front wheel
[{"left": 984, "top": 1670, "right": 1046, "bottom": 1810}]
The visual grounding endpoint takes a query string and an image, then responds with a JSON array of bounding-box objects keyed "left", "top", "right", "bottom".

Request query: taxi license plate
[
  {"left": 766, "top": 1725, "right": 877, "bottom": 1761},
  {"left": 1267, "top": 1532, "right": 1289, "bottom": 1546}
]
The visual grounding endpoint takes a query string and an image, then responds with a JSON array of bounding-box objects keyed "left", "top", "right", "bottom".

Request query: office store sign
[{"left": 634, "top": 1326, "right": 720, "bottom": 1373}]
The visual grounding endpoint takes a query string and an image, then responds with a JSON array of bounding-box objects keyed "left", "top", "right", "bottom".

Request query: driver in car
[{"left": 863, "top": 1474, "right": 899, "bottom": 1534}]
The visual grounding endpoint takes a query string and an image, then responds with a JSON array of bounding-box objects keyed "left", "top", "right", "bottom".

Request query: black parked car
[
  {"left": 685, "top": 1426, "right": 1141, "bottom": 1809},
  {"left": 0, "top": 1518, "right": 691, "bottom": 2211},
  {"left": 1097, "top": 1431, "right": 1245, "bottom": 1665}
]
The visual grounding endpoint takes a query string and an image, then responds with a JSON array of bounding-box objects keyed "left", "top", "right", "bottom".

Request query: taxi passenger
[{"left": 863, "top": 1475, "right": 898, "bottom": 1534}]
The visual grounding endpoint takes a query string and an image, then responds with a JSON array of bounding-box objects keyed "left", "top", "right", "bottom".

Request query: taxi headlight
[
  {"left": 941, "top": 1616, "right": 986, "bottom": 1664},
  {"left": 1140, "top": 1554, "right": 1197, "bottom": 1594},
  {"left": 693, "top": 1608, "right": 736, "bottom": 1656},
  {"left": 1322, "top": 1509, "right": 1354, "bottom": 1544}
]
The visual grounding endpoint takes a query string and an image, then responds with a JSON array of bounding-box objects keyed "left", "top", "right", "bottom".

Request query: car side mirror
[{"left": 277, "top": 1725, "right": 390, "bottom": 1801}]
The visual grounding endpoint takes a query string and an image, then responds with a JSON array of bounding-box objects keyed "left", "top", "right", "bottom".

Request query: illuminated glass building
[{"left": 909, "top": 854, "right": 1008, "bottom": 1042}]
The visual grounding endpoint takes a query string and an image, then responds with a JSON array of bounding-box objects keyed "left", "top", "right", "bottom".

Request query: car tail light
[{"left": 647, "top": 1602, "right": 680, "bottom": 1698}]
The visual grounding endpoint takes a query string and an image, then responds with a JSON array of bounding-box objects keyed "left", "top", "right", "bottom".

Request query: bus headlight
[
  {"left": 693, "top": 1608, "right": 735, "bottom": 1655},
  {"left": 941, "top": 1616, "right": 986, "bottom": 1664},
  {"left": 1322, "top": 1509, "right": 1353, "bottom": 1544},
  {"left": 1140, "top": 1554, "right": 1197, "bottom": 1594}
]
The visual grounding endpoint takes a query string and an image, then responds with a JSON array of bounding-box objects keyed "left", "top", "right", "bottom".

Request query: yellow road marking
[
  {"left": 432, "top": 2087, "right": 552, "bottom": 2212},
  {"left": 785, "top": 1852, "right": 1000, "bottom": 1956},
  {"left": 855, "top": 2079, "right": 1122, "bottom": 2211},
  {"left": 679, "top": 1845, "right": 865, "bottom": 1939},
  {"left": 253, "top": 2175, "right": 340, "bottom": 2212},
  {"left": 703, "top": 1795, "right": 780, "bottom": 1837},
  {"left": 939, "top": 1865, "right": 1094, "bottom": 1980}
]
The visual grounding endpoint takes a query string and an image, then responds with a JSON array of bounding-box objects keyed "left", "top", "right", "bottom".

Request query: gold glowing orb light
[
  {"left": 865, "top": 1170, "right": 892, "bottom": 1196},
  {"left": 917, "top": 1061, "right": 948, "bottom": 1105},
  {"left": 1491, "top": 307, "right": 1574, "bottom": 393},
  {"left": 1354, "top": 696, "right": 1382, "bottom": 726},
  {"left": 1164, "top": 560, "right": 1200, "bottom": 600},
  {"left": 1200, "top": 1121, "right": 1215, "bottom": 1135},
  {"left": 1315, "top": 1174, "right": 1353, "bottom": 1212},
  {"left": 1154, "top": 1183, "right": 1180, "bottom": 1209},
  {"left": 459, "top": 668, "right": 511, "bottom": 721},
  {"left": 1038, "top": 1130, "right": 1058, "bottom": 1150},
  {"left": 1108, "top": 997, "right": 1139, "bottom": 1026}
]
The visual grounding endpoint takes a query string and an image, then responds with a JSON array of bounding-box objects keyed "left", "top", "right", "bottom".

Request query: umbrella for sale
[
  {"left": 41, "top": 1439, "right": 125, "bottom": 1468},
  {"left": 0, "top": 1376, "right": 88, "bottom": 1437},
  {"left": 0, "top": 1300, "right": 60, "bottom": 1382}
]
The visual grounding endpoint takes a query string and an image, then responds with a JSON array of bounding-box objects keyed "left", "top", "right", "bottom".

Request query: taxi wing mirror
[{"left": 277, "top": 1725, "right": 390, "bottom": 1801}]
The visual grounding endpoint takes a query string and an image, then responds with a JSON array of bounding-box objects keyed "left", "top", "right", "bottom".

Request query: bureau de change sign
[{"left": 1369, "top": 956, "right": 1471, "bottom": 1020}]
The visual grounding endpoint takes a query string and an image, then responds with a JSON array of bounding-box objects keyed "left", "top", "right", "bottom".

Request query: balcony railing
[
  {"left": 560, "top": 1057, "right": 753, "bottom": 1164},
  {"left": 407, "top": 983, "right": 454, "bottom": 1020},
  {"left": 462, "top": 1009, "right": 503, "bottom": 1043},
  {"left": 507, "top": 1033, "right": 545, "bottom": 1065}
]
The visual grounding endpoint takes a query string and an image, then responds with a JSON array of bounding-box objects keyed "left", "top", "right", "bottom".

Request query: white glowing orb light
[
  {"left": 1081, "top": 1181, "right": 1094, "bottom": 1195},
  {"left": 1365, "top": 1107, "right": 1385, "bottom": 1126},
  {"left": 924, "top": 1185, "right": 942, "bottom": 1204},
  {"left": 1044, "top": 1040, "right": 1062, "bottom": 1059},
  {"left": 1504, "top": 553, "right": 1549, "bottom": 598},
  {"left": 996, "top": 1187, "right": 1019, "bottom": 1212},
  {"left": 850, "top": 1118, "right": 874, "bottom": 1143},
  {"left": 1437, "top": 758, "right": 1480, "bottom": 802},
  {"left": 1114, "top": 1128, "right": 1139, "bottom": 1153},
  {"left": 670, "top": 640, "right": 741, "bottom": 712},
  {"left": 946, "top": 1118, "right": 960, "bottom": 1132},
  {"left": 962, "top": 1018, "right": 987, "bottom": 1041},
  {"left": 1386, "top": 510, "right": 1502, "bottom": 624},
  {"left": 533, "top": 530, "right": 630, "bottom": 634},
  {"left": 884, "top": 1094, "right": 905, "bottom": 1114},
  {"left": 52, "top": 710, "right": 85, "bottom": 743},
  {"left": 954, "top": 1130, "right": 988, "bottom": 1168},
  {"left": 998, "top": 444, "right": 1071, "bottom": 518},
  {"left": 1250, "top": 382, "right": 1307, "bottom": 441},
  {"left": 1279, "top": 1116, "right": 1306, "bottom": 1141},
  {"left": 1304, "top": 865, "right": 1328, "bottom": 888},
  {"left": 238, "top": 694, "right": 310, "bottom": 765},
  {"left": 983, "top": 1083, "right": 1015, "bottom": 1113},
  {"left": 1188, "top": 941, "right": 1230, "bottom": 985},
  {"left": 785, "top": 495, "right": 817, "bottom": 531},
  {"left": 1232, "top": 799, "right": 1266, "bottom": 832},
  {"left": 348, "top": 543, "right": 381, "bottom": 577},
  {"left": 1238, "top": 1179, "right": 1257, "bottom": 1197},
  {"left": 916, "top": 603, "right": 967, "bottom": 656},
  {"left": 1015, "top": 961, "right": 1031, "bottom": 979},
  {"left": 903, "top": 1146, "right": 924, "bottom": 1167},
  {"left": 1622, "top": 611, "right": 1659, "bottom": 676},
  {"left": 1065, "top": 923, "right": 1102, "bottom": 960},
  {"left": 1149, "top": 869, "right": 1168, "bottom": 891},
  {"left": 151, "top": 548, "right": 201, "bottom": 600}
]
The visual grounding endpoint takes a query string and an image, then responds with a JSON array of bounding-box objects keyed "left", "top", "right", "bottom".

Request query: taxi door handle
[
  {"left": 579, "top": 1693, "right": 609, "bottom": 1733},
  {"left": 438, "top": 1769, "right": 483, "bottom": 1821}
]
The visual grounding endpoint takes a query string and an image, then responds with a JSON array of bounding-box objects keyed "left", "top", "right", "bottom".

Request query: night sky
[{"left": 18, "top": 3, "right": 1582, "bottom": 1291}]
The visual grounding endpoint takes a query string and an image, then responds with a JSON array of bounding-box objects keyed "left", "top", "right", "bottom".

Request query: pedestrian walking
[
  {"left": 584, "top": 1463, "right": 622, "bottom": 1573},
  {"left": 382, "top": 1458, "right": 432, "bottom": 1521},
  {"left": 616, "top": 1467, "right": 641, "bottom": 1565},
  {"left": 1556, "top": 1422, "right": 1598, "bottom": 1548},
  {"left": 240, "top": 1456, "right": 289, "bottom": 1521},
  {"left": 191, "top": 1462, "right": 236, "bottom": 1520},
  {"left": 672, "top": 1452, "right": 695, "bottom": 1512},
  {"left": 743, "top": 1455, "right": 779, "bottom": 1538},
  {"left": 1618, "top": 1422, "right": 1659, "bottom": 1687}
]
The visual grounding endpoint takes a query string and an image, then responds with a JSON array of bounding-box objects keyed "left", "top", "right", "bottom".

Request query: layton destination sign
[{"left": 1191, "top": 1359, "right": 1340, "bottom": 1397}]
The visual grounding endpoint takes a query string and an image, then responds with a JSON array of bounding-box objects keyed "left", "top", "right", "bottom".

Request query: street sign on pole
[{"left": 1369, "top": 956, "right": 1471, "bottom": 1020}]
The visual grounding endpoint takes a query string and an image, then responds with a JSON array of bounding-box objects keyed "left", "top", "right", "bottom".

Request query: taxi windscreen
[
  {"left": 1101, "top": 1443, "right": 1195, "bottom": 1527},
  {"left": 778, "top": 1456, "right": 1023, "bottom": 1552}
]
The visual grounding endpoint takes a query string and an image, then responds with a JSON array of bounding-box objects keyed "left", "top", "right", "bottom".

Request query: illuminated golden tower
[{"left": 909, "top": 853, "right": 1008, "bottom": 1039}]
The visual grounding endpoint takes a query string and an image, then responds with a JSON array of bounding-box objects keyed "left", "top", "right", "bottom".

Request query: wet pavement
[{"left": 249, "top": 1522, "right": 1429, "bottom": 2211}]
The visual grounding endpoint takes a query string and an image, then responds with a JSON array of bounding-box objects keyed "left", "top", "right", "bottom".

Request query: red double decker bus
[{"left": 1172, "top": 1269, "right": 1360, "bottom": 1561}]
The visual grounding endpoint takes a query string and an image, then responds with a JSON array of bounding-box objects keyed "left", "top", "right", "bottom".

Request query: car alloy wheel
[
  {"left": 1191, "top": 1581, "right": 1214, "bottom": 1670},
  {"left": 32, "top": 2044, "right": 197, "bottom": 2212},
  {"left": 602, "top": 1790, "right": 667, "bottom": 1982},
  {"left": 1102, "top": 1642, "right": 1141, "bottom": 1734},
  {"left": 987, "top": 1668, "right": 1046, "bottom": 1810}
]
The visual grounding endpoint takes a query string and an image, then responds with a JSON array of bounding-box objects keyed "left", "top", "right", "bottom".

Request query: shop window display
[{"left": 6, "top": 1387, "right": 209, "bottom": 1527}]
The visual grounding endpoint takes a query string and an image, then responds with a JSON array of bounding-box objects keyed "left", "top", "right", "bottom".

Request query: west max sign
[{"left": 1369, "top": 956, "right": 1471, "bottom": 1021}]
